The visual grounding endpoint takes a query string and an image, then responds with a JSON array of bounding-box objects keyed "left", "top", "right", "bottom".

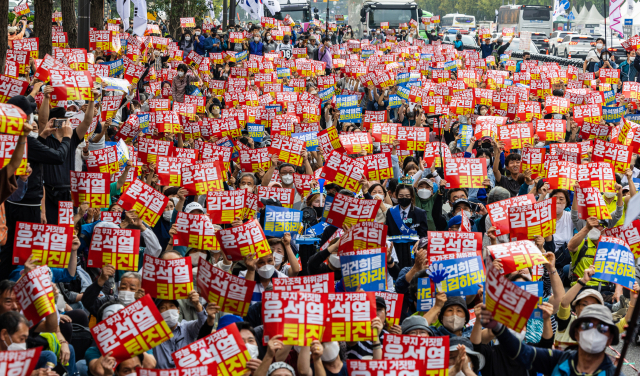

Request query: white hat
[
  {"left": 8, "top": 26, "right": 17, "bottom": 34},
  {"left": 95, "top": 221, "right": 120, "bottom": 229},
  {"left": 185, "top": 202, "right": 204, "bottom": 213}
]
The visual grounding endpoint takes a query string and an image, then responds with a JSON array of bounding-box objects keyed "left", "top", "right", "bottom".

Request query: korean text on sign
[
  {"left": 347, "top": 359, "right": 423, "bottom": 376},
  {"left": 13, "top": 266, "right": 56, "bottom": 326},
  {"left": 508, "top": 197, "right": 557, "bottom": 241},
  {"left": 262, "top": 291, "right": 327, "bottom": 346},
  {"left": 264, "top": 206, "right": 302, "bottom": 237},
  {"left": 142, "top": 255, "right": 194, "bottom": 300},
  {"left": 70, "top": 171, "right": 110, "bottom": 208},
  {"left": 13, "top": 222, "right": 74, "bottom": 268},
  {"left": 273, "top": 273, "right": 335, "bottom": 294},
  {"left": 215, "top": 219, "right": 271, "bottom": 261},
  {"left": 326, "top": 193, "right": 381, "bottom": 228},
  {"left": 432, "top": 255, "right": 484, "bottom": 296},
  {"left": 340, "top": 248, "right": 387, "bottom": 292},
  {"left": 383, "top": 334, "right": 449, "bottom": 372},
  {"left": 197, "top": 259, "right": 255, "bottom": 316},
  {"left": 488, "top": 240, "right": 549, "bottom": 275},
  {"left": 341, "top": 221, "right": 388, "bottom": 251},
  {"left": 322, "top": 292, "right": 376, "bottom": 342},
  {"left": 592, "top": 236, "right": 636, "bottom": 289},
  {"left": 602, "top": 219, "right": 640, "bottom": 258},
  {"left": 486, "top": 194, "right": 536, "bottom": 236},
  {"left": 88, "top": 227, "right": 141, "bottom": 271},
  {"left": 117, "top": 179, "right": 169, "bottom": 226},
  {"left": 173, "top": 212, "right": 218, "bottom": 250},
  {"left": 320, "top": 150, "right": 365, "bottom": 192},
  {"left": 444, "top": 158, "right": 488, "bottom": 189}
]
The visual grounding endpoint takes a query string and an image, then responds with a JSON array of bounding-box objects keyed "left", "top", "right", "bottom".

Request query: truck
[
  {"left": 359, "top": 0, "right": 425, "bottom": 37},
  {"left": 277, "top": 0, "right": 313, "bottom": 24}
]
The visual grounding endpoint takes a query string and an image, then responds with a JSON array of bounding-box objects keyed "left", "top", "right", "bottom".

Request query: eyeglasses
[{"left": 579, "top": 321, "right": 610, "bottom": 334}]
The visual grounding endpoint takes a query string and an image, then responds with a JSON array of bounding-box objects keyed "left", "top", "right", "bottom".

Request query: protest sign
[
  {"left": 0, "top": 348, "right": 42, "bottom": 376},
  {"left": 340, "top": 248, "right": 387, "bottom": 292},
  {"left": 173, "top": 212, "right": 218, "bottom": 250},
  {"left": 172, "top": 324, "right": 250, "bottom": 375},
  {"left": 101, "top": 211, "right": 122, "bottom": 226},
  {"left": 0, "top": 134, "right": 27, "bottom": 175},
  {"left": 326, "top": 193, "right": 381, "bottom": 228},
  {"left": 347, "top": 360, "right": 425, "bottom": 376},
  {"left": 273, "top": 273, "right": 335, "bottom": 294},
  {"left": 262, "top": 291, "right": 327, "bottom": 345},
  {"left": 138, "top": 138, "right": 174, "bottom": 164},
  {"left": 431, "top": 253, "right": 484, "bottom": 296},
  {"left": 359, "top": 153, "right": 393, "bottom": 181},
  {"left": 375, "top": 292, "right": 404, "bottom": 328},
  {"left": 427, "top": 232, "right": 483, "bottom": 261},
  {"left": 317, "top": 127, "right": 346, "bottom": 155},
  {"left": 508, "top": 197, "right": 557, "bottom": 241},
  {"left": 340, "top": 132, "right": 372, "bottom": 154},
  {"left": 91, "top": 295, "right": 173, "bottom": 361},
  {"left": 58, "top": 201, "right": 73, "bottom": 228},
  {"left": 13, "top": 222, "right": 74, "bottom": 268},
  {"left": 575, "top": 187, "right": 612, "bottom": 220},
  {"left": 87, "top": 145, "right": 119, "bottom": 174},
  {"left": 444, "top": 158, "right": 488, "bottom": 188},
  {"left": 268, "top": 134, "right": 306, "bottom": 166},
  {"left": 417, "top": 277, "right": 436, "bottom": 311},
  {"left": 535, "top": 119, "right": 566, "bottom": 142},
  {"left": 602, "top": 219, "right": 640, "bottom": 258},
  {"left": 88, "top": 227, "right": 141, "bottom": 270},
  {"left": 546, "top": 161, "right": 577, "bottom": 190},
  {"left": 592, "top": 236, "right": 636, "bottom": 289},
  {"left": 322, "top": 292, "right": 376, "bottom": 342},
  {"left": 13, "top": 266, "right": 56, "bottom": 327},
  {"left": 156, "top": 156, "right": 195, "bottom": 186},
  {"left": 486, "top": 194, "right": 536, "bottom": 236},
  {"left": 141, "top": 255, "right": 194, "bottom": 300},
  {"left": 264, "top": 206, "right": 302, "bottom": 237},
  {"left": 340, "top": 222, "right": 388, "bottom": 251},
  {"left": 383, "top": 334, "right": 449, "bottom": 373},
  {"left": 320, "top": 151, "right": 365, "bottom": 192},
  {"left": 215, "top": 219, "right": 271, "bottom": 261},
  {"left": 138, "top": 365, "right": 217, "bottom": 376},
  {"left": 591, "top": 139, "right": 631, "bottom": 173},
  {"left": 257, "top": 186, "right": 295, "bottom": 208},
  {"left": 498, "top": 123, "right": 534, "bottom": 149},
  {"left": 70, "top": 171, "right": 111, "bottom": 208},
  {"left": 117, "top": 180, "right": 169, "bottom": 226},
  {"left": 485, "top": 262, "right": 539, "bottom": 333},
  {"left": 181, "top": 162, "right": 224, "bottom": 195},
  {"left": 488, "top": 240, "right": 548, "bottom": 275},
  {"left": 49, "top": 69, "right": 93, "bottom": 102},
  {"left": 197, "top": 259, "right": 255, "bottom": 317},
  {"left": 206, "top": 190, "right": 246, "bottom": 224},
  {"left": 576, "top": 162, "right": 616, "bottom": 193}
]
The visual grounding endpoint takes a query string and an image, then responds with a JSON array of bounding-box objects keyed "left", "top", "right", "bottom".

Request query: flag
[
  {"left": 131, "top": 0, "right": 147, "bottom": 36},
  {"left": 264, "top": 0, "right": 281, "bottom": 15},
  {"left": 610, "top": 0, "right": 625, "bottom": 37},
  {"left": 116, "top": 0, "right": 131, "bottom": 26}
]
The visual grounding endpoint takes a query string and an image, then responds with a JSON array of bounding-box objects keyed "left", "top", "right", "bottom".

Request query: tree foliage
[{"left": 148, "top": 0, "right": 222, "bottom": 37}]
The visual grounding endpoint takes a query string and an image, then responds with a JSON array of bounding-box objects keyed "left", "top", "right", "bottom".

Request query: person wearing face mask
[
  {"left": 366, "top": 183, "right": 393, "bottom": 224},
  {"left": 7, "top": 20, "right": 26, "bottom": 49},
  {"left": 308, "top": 235, "right": 344, "bottom": 282},
  {"left": 318, "top": 37, "right": 333, "bottom": 75},
  {"left": 262, "top": 157, "right": 313, "bottom": 210},
  {"left": 411, "top": 178, "right": 439, "bottom": 230},
  {"left": 302, "top": 193, "right": 324, "bottom": 226},
  {"left": 429, "top": 296, "right": 472, "bottom": 337},
  {"left": 298, "top": 340, "right": 347, "bottom": 376},
  {"left": 209, "top": 97, "right": 223, "bottom": 118},
  {"left": 481, "top": 303, "right": 621, "bottom": 376},
  {"left": 193, "top": 27, "right": 206, "bottom": 55},
  {"left": 171, "top": 63, "right": 203, "bottom": 103},
  {"left": 385, "top": 185, "right": 429, "bottom": 269},
  {"left": 179, "top": 31, "right": 195, "bottom": 55},
  {"left": 268, "top": 235, "right": 299, "bottom": 277},
  {"left": 152, "top": 195, "right": 177, "bottom": 251},
  {"left": 516, "top": 52, "right": 531, "bottom": 73},
  {"left": 620, "top": 49, "right": 638, "bottom": 83},
  {"left": 237, "top": 172, "right": 259, "bottom": 193},
  {"left": 584, "top": 37, "right": 607, "bottom": 73},
  {"left": 263, "top": 33, "right": 278, "bottom": 54},
  {"left": 116, "top": 272, "right": 142, "bottom": 307},
  {"left": 152, "top": 297, "right": 219, "bottom": 369},
  {"left": 250, "top": 32, "right": 265, "bottom": 55},
  {"left": 242, "top": 252, "right": 289, "bottom": 305},
  {"left": 0, "top": 311, "right": 60, "bottom": 373}
]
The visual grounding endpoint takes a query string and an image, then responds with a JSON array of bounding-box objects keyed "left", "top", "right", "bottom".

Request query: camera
[{"left": 54, "top": 119, "right": 65, "bottom": 128}]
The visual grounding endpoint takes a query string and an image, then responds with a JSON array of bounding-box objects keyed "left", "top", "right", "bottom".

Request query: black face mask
[
  {"left": 313, "top": 206, "right": 324, "bottom": 217},
  {"left": 398, "top": 197, "right": 412, "bottom": 208}
]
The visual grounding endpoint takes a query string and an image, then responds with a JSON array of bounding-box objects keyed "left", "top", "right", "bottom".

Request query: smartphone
[{"left": 54, "top": 119, "right": 65, "bottom": 128}]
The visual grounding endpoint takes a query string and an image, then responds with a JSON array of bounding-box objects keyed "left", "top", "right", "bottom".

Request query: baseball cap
[
  {"left": 417, "top": 178, "right": 434, "bottom": 188},
  {"left": 184, "top": 202, "right": 205, "bottom": 213}
]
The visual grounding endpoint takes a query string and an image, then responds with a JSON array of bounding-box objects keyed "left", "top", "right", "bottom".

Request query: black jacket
[{"left": 385, "top": 204, "right": 429, "bottom": 238}]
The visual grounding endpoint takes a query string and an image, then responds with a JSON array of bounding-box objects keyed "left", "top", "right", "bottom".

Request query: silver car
[{"left": 556, "top": 35, "right": 596, "bottom": 59}]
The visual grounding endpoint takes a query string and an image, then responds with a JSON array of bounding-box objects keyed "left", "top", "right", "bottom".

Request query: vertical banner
[
  {"left": 508, "top": 197, "right": 557, "bottom": 241},
  {"left": 141, "top": 255, "right": 194, "bottom": 300},
  {"left": 262, "top": 291, "right": 327, "bottom": 345},
  {"left": 88, "top": 227, "right": 141, "bottom": 270},
  {"left": 339, "top": 248, "right": 387, "bottom": 292},
  {"left": 14, "top": 266, "right": 56, "bottom": 327},
  {"left": 172, "top": 325, "right": 250, "bottom": 375},
  {"left": 13, "top": 222, "right": 74, "bottom": 267},
  {"left": 0, "top": 134, "right": 27, "bottom": 174},
  {"left": 91, "top": 295, "right": 173, "bottom": 361}
]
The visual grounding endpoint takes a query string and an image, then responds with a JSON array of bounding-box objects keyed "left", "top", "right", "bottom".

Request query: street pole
[
  {"left": 603, "top": 0, "right": 607, "bottom": 47},
  {"left": 77, "top": 0, "right": 91, "bottom": 50},
  {"left": 326, "top": 0, "right": 330, "bottom": 34}
]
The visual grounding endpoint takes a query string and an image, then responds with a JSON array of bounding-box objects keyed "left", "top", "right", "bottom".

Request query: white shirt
[{"left": 554, "top": 210, "right": 574, "bottom": 251}]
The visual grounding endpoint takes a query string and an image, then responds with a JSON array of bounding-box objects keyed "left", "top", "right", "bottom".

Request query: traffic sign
[
  {"left": 567, "top": 12, "right": 575, "bottom": 21},
  {"left": 625, "top": 19, "right": 633, "bottom": 25}
]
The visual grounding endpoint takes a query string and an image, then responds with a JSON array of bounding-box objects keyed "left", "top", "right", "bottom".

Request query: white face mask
[
  {"left": 118, "top": 290, "right": 136, "bottom": 306},
  {"left": 254, "top": 37, "right": 260, "bottom": 42},
  {"left": 29, "top": 131, "right": 38, "bottom": 138},
  {"left": 4, "top": 336, "right": 26, "bottom": 351},
  {"left": 596, "top": 43, "right": 603, "bottom": 49},
  {"left": 603, "top": 191, "right": 616, "bottom": 198},
  {"left": 273, "top": 252, "right": 284, "bottom": 266},
  {"left": 178, "top": 71, "right": 185, "bottom": 77},
  {"left": 417, "top": 189, "right": 432, "bottom": 200},
  {"left": 163, "top": 210, "right": 173, "bottom": 221},
  {"left": 267, "top": 36, "right": 272, "bottom": 40},
  {"left": 579, "top": 328, "right": 608, "bottom": 354},
  {"left": 246, "top": 343, "right": 260, "bottom": 359},
  {"left": 195, "top": 31, "right": 201, "bottom": 35},
  {"left": 458, "top": 210, "right": 472, "bottom": 219},
  {"left": 321, "top": 342, "right": 340, "bottom": 362},
  {"left": 442, "top": 315, "right": 466, "bottom": 332},
  {"left": 329, "top": 254, "right": 341, "bottom": 268},
  {"left": 257, "top": 264, "right": 275, "bottom": 279},
  {"left": 185, "top": 36, "right": 191, "bottom": 41},
  {"left": 240, "top": 184, "right": 253, "bottom": 193},
  {"left": 161, "top": 309, "right": 180, "bottom": 329},
  {"left": 588, "top": 228, "right": 601, "bottom": 241},
  {"left": 281, "top": 174, "right": 294, "bottom": 185},
  {"left": 190, "top": 252, "right": 207, "bottom": 266},
  {"left": 154, "top": 51, "right": 161, "bottom": 57},
  {"left": 372, "top": 193, "right": 385, "bottom": 201}
]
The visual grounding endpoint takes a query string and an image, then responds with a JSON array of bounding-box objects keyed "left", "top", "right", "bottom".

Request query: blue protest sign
[
  {"left": 339, "top": 107, "right": 362, "bottom": 123},
  {"left": 291, "top": 131, "right": 319, "bottom": 151},
  {"left": 432, "top": 255, "right": 485, "bottom": 296},
  {"left": 417, "top": 278, "right": 436, "bottom": 311},
  {"left": 335, "top": 95, "right": 359, "bottom": 109},
  {"left": 396, "top": 85, "right": 410, "bottom": 100},
  {"left": 247, "top": 123, "right": 264, "bottom": 142},
  {"left": 457, "top": 124, "right": 474, "bottom": 149},
  {"left": 513, "top": 281, "right": 544, "bottom": 319},
  {"left": 306, "top": 220, "right": 332, "bottom": 236},
  {"left": 263, "top": 206, "right": 302, "bottom": 237},
  {"left": 319, "top": 86, "right": 335, "bottom": 104},
  {"left": 388, "top": 95, "right": 402, "bottom": 109},
  {"left": 396, "top": 72, "right": 411, "bottom": 85},
  {"left": 340, "top": 249, "right": 387, "bottom": 292},
  {"left": 100, "top": 59, "right": 124, "bottom": 77},
  {"left": 603, "top": 106, "right": 626, "bottom": 123},
  {"left": 604, "top": 90, "right": 616, "bottom": 105},
  {"left": 593, "top": 237, "right": 636, "bottom": 289},
  {"left": 137, "top": 113, "right": 151, "bottom": 133}
]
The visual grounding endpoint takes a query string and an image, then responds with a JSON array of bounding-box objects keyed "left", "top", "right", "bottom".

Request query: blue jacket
[
  {"left": 620, "top": 60, "right": 638, "bottom": 83},
  {"left": 249, "top": 41, "right": 264, "bottom": 56},
  {"left": 194, "top": 35, "right": 206, "bottom": 55},
  {"left": 480, "top": 42, "right": 495, "bottom": 59},
  {"left": 203, "top": 36, "right": 215, "bottom": 56},
  {"left": 493, "top": 324, "right": 616, "bottom": 376},
  {"left": 210, "top": 37, "right": 223, "bottom": 53}
]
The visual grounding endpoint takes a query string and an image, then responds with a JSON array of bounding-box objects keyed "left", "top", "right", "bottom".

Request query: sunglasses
[{"left": 579, "top": 321, "right": 610, "bottom": 334}]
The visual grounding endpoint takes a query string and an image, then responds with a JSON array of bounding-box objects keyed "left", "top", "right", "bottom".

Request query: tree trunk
[
  {"left": 90, "top": 0, "right": 104, "bottom": 30},
  {"left": 222, "top": 0, "right": 228, "bottom": 31},
  {"left": 0, "top": 0, "right": 7, "bottom": 72},
  {"left": 34, "top": 0, "right": 52, "bottom": 58},
  {"left": 169, "top": 0, "right": 183, "bottom": 38},
  {"left": 62, "top": 0, "right": 79, "bottom": 48},
  {"left": 228, "top": 0, "right": 236, "bottom": 27}
]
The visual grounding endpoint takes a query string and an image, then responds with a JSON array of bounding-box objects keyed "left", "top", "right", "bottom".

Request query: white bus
[
  {"left": 440, "top": 13, "right": 476, "bottom": 31},
  {"left": 497, "top": 5, "right": 553, "bottom": 37}
]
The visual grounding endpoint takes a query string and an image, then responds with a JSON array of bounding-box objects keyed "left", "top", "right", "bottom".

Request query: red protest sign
[
  {"left": 375, "top": 292, "right": 404, "bottom": 327},
  {"left": 0, "top": 348, "right": 42, "bottom": 375},
  {"left": 117, "top": 179, "right": 169, "bottom": 226},
  {"left": 91, "top": 294, "right": 173, "bottom": 361},
  {"left": 273, "top": 273, "right": 335, "bottom": 294},
  {"left": 535, "top": 119, "right": 566, "bottom": 142},
  {"left": 544, "top": 96, "right": 570, "bottom": 115},
  {"left": 488, "top": 240, "right": 549, "bottom": 274},
  {"left": 370, "top": 123, "right": 398, "bottom": 144},
  {"left": 444, "top": 158, "right": 488, "bottom": 189},
  {"left": 14, "top": 266, "right": 56, "bottom": 326},
  {"left": 293, "top": 173, "right": 316, "bottom": 197},
  {"left": 508, "top": 197, "right": 557, "bottom": 241},
  {"left": 359, "top": 153, "right": 393, "bottom": 181},
  {"left": 575, "top": 186, "right": 612, "bottom": 220},
  {"left": 317, "top": 127, "right": 346, "bottom": 155},
  {"left": 58, "top": 201, "right": 73, "bottom": 228},
  {"left": 498, "top": 123, "right": 534, "bottom": 149},
  {"left": 602, "top": 219, "right": 640, "bottom": 258},
  {"left": 546, "top": 161, "right": 577, "bottom": 190},
  {"left": 88, "top": 227, "right": 141, "bottom": 270},
  {"left": 70, "top": 171, "right": 111, "bottom": 208},
  {"left": 426, "top": 231, "right": 482, "bottom": 262},
  {"left": 87, "top": 145, "right": 119, "bottom": 174},
  {"left": 207, "top": 190, "right": 247, "bottom": 224},
  {"left": 139, "top": 365, "right": 217, "bottom": 376},
  {"left": 155, "top": 156, "right": 195, "bottom": 186},
  {"left": 172, "top": 323, "right": 250, "bottom": 375},
  {"left": 13, "top": 222, "right": 74, "bottom": 268},
  {"left": 197, "top": 259, "right": 255, "bottom": 316},
  {"left": 573, "top": 104, "right": 603, "bottom": 125},
  {"left": 321, "top": 292, "right": 376, "bottom": 342},
  {"left": 341, "top": 222, "right": 388, "bottom": 251},
  {"left": 383, "top": 334, "right": 449, "bottom": 372},
  {"left": 215, "top": 219, "right": 271, "bottom": 261},
  {"left": 173, "top": 212, "right": 219, "bottom": 250},
  {"left": 0, "top": 75, "right": 28, "bottom": 104},
  {"left": 577, "top": 162, "right": 616, "bottom": 193},
  {"left": 485, "top": 262, "right": 539, "bottom": 332},
  {"left": 49, "top": 69, "right": 93, "bottom": 102},
  {"left": 0, "top": 134, "right": 27, "bottom": 175},
  {"left": 257, "top": 186, "right": 295, "bottom": 208},
  {"left": 138, "top": 138, "right": 174, "bottom": 164},
  {"left": 339, "top": 132, "right": 373, "bottom": 154},
  {"left": 239, "top": 148, "right": 271, "bottom": 173},
  {"left": 320, "top": 151, "right": 365, "bottom": 192},
  {"left": 326, "top": 193, "right": 381, "bottom": 228},
  {"left": 100, "top": 95, "right": 123, "bottom": 121},
  {"left": 141, "top": 254, "right": 194, "bottom": 300},
  {"left": 486, "top": 194, "right": 536, "bottom": 237},
  {"left": 347, "top": 360, "right": 426, "bottom": 376},
  {"left": 101, "top": 211, "right": 122, "bottom": 226},
  {"left": 181, "top": 162, "right": 224, "bottom": 195},
  {"left": 521, "top": 147, "right": 546, "bottom": 179},
  {"left": 268, "top": 134, "right": 306, "bottom": 166},
  {"left": 262, "top": 291, "right": 327, "bottom": 345},
  {"left": 591, "top": 139, "right": 631, "bottom": 173}
]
